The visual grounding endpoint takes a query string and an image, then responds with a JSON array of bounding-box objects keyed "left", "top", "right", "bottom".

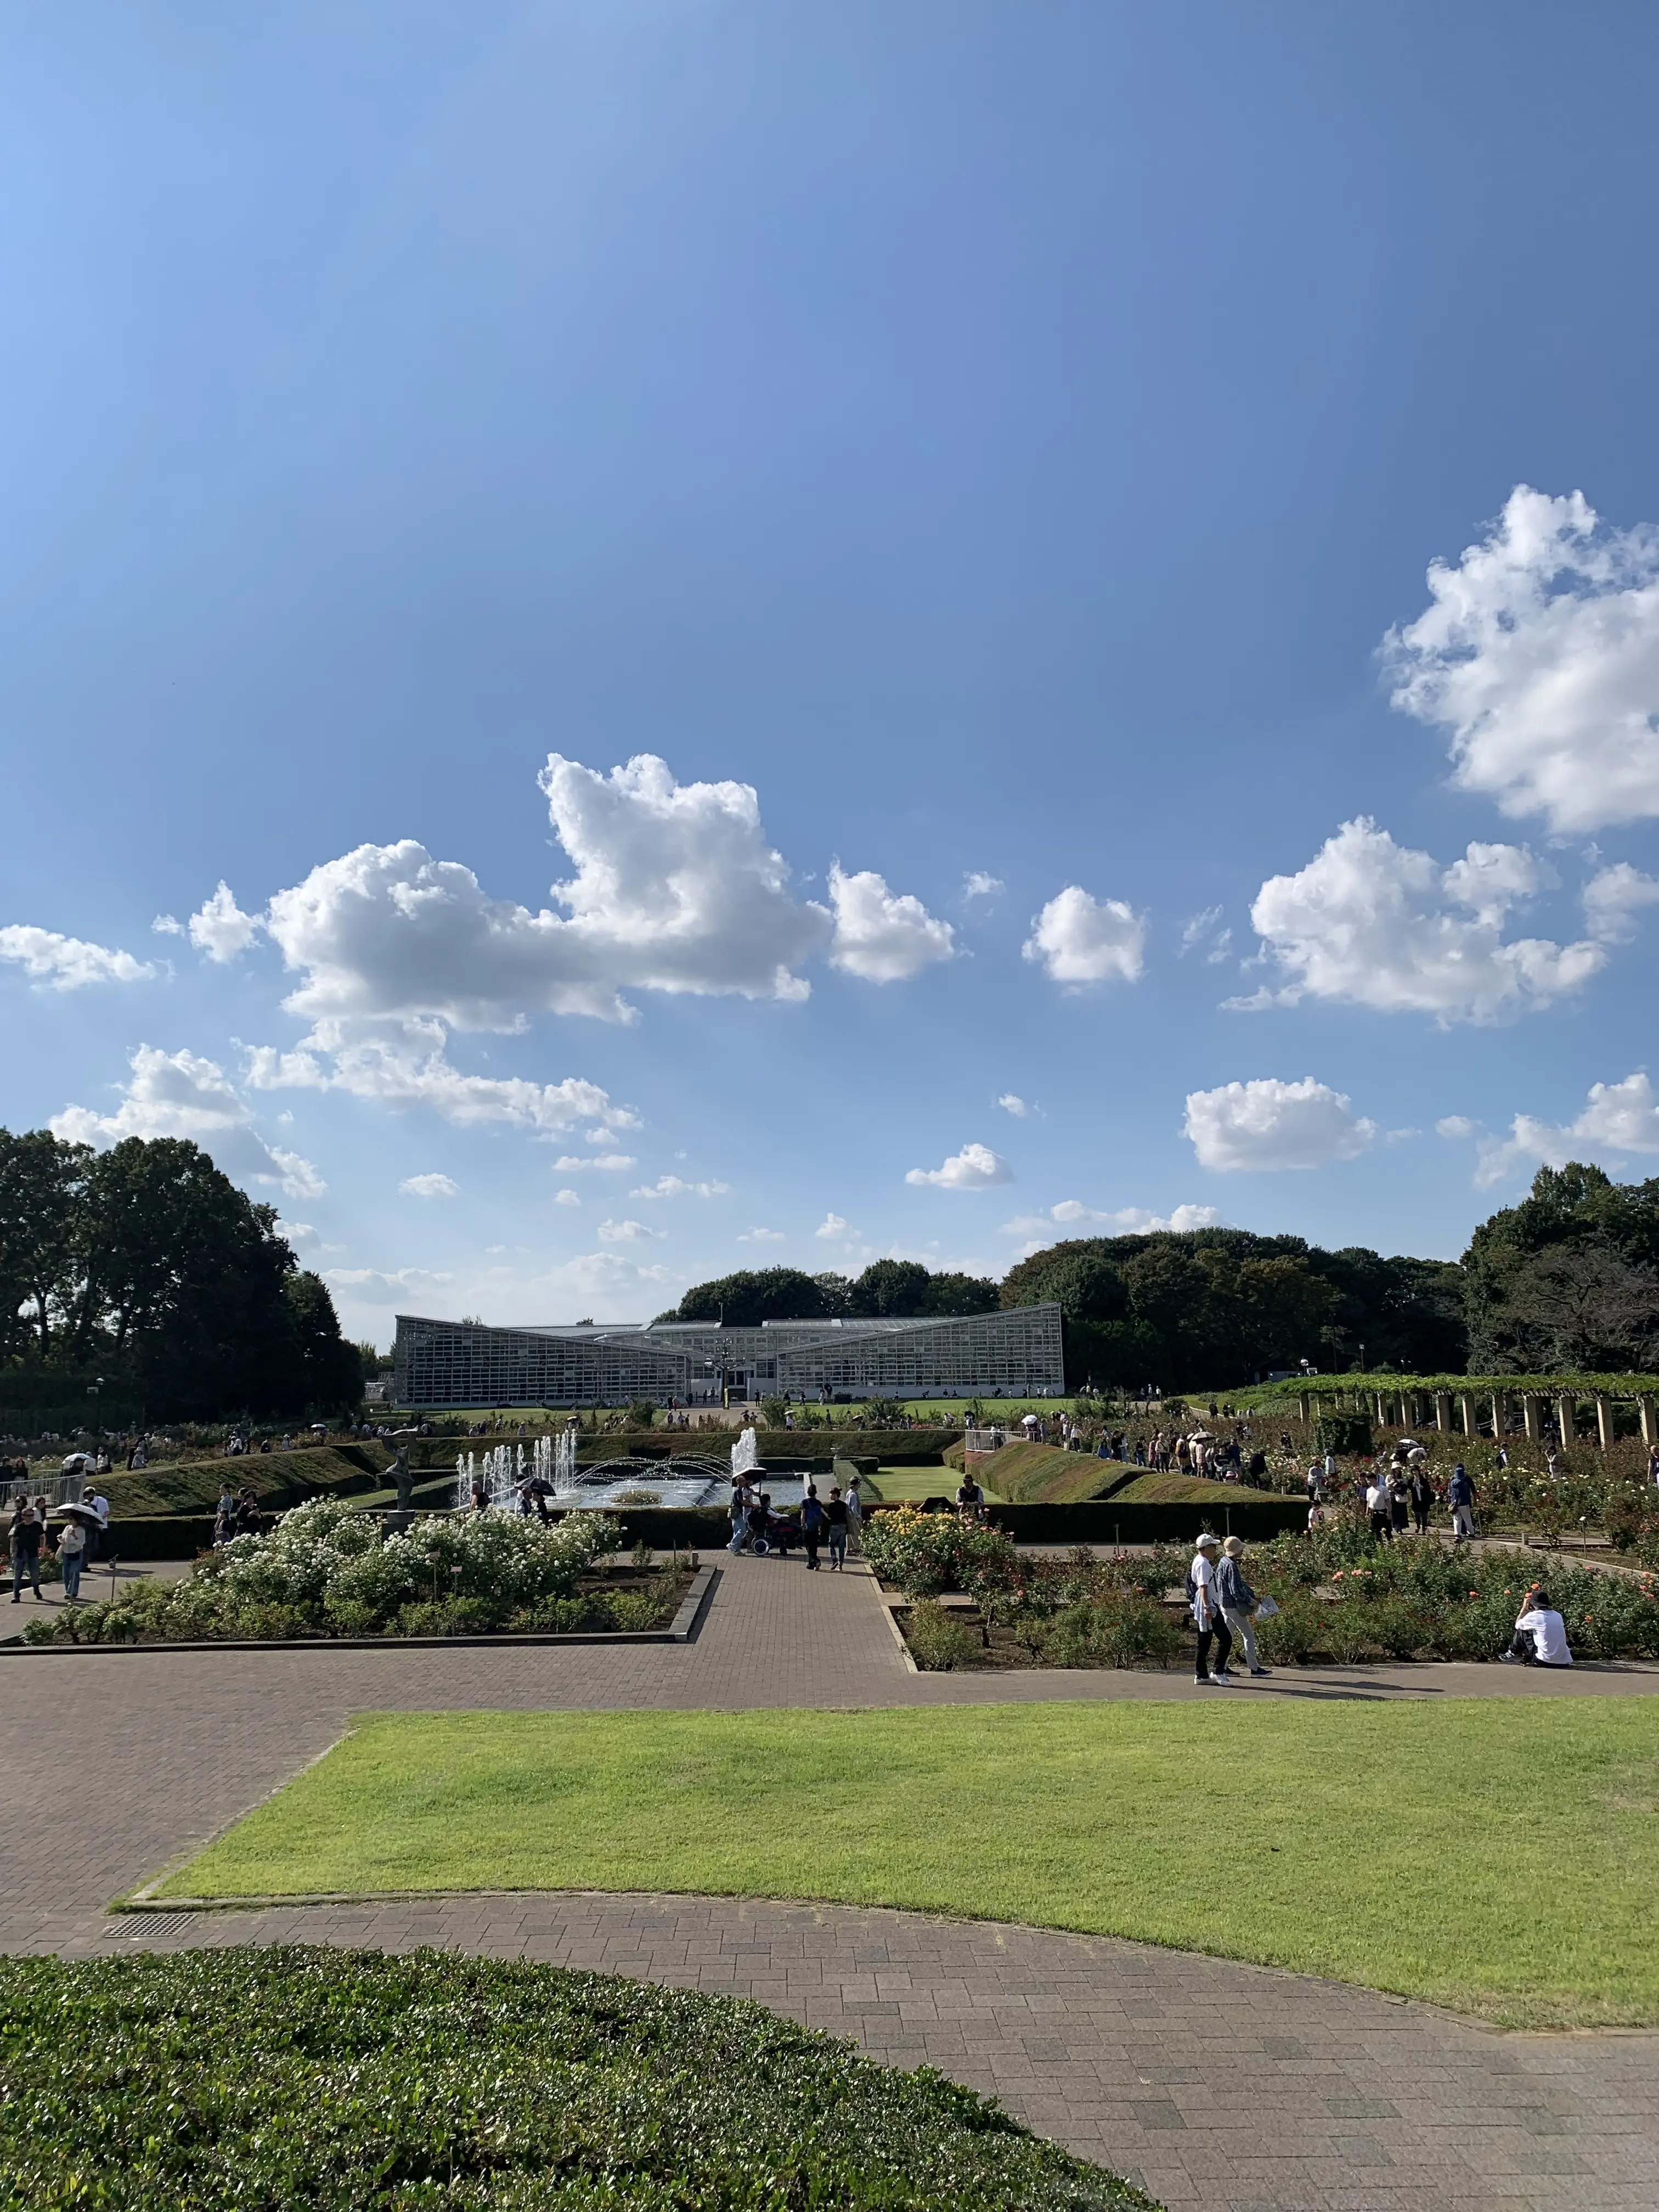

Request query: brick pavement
[{"left": 6, "top": 1548, "right": 1658, "bottom": 2211}]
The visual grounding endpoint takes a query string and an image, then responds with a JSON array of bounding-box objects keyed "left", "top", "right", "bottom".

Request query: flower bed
[
  {"left": 867, "top": 1506, "right": 1659, "bottom": 1671},
  {"left": 17, "top": 1499, "right": 695, "bottom": 1645},
  {"left": 0, "top": 1946, "right": 1150, "bottom": 2210}
]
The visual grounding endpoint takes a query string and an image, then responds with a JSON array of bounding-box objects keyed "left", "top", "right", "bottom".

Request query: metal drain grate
[{"left": 121, "top": 1912, "right": 202, "bottom": 1938}]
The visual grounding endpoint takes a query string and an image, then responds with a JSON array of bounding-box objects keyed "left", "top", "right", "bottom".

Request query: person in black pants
[
  {"left": 800, "top": 1484, "right": 825, "bottom": 1570},
  {"left": 1189, "top": 1534, "right": 1233, "bottom": 1684},
  {"left": 1408, "top": 1463, "right": 1434, "bottom": 1535}
]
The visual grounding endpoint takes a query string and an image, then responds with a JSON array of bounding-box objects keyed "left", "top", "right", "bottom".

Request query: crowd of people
[
  {"left": 7, "top": 1481, "right": 110, "bottom": 1604},
  {"left": 725, "top": 1474, "right": 863, "bottom": 1567},
  {"left": 1184, "top": 1527, "right": 1573, "bottom": 1681}
]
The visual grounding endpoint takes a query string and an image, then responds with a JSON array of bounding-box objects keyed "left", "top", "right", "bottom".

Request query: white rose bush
[{"left": 26, "top": 1500, "right": 632, "bottom": 1643}]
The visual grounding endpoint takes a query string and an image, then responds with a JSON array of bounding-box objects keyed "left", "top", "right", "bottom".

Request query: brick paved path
[{"left": 6, "top": 1550, "right": 1658, "bottom": 2211}]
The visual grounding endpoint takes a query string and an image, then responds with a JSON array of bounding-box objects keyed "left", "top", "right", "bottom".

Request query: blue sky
[{"left": 7, "top": 2, "right": 1659, "bottom": 1344}]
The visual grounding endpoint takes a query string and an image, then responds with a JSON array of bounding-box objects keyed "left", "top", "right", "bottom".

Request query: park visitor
[
  {"left": 825, "top": 1485, "right": 849, "bottom": 1570},
  {"left": 54, "top": 1513, "right": 85, "bottom": 1601},
  {"left": 1188, "top": 1534, "right": 1232, "bottom": 1685},
  {"left": 9, "top": 1502, "right": 43, "bottom": 1602},
  {"left": 1217, "top": 1536, "right": 1269, "bottom": 1677},
  {"left": 1502, "top": 1588, "right": 1572, "bottom": 1668},
  {"left": 728, "top": 1479, "right": 749, "bottom": 1554},
  {"left": 1365, "top": 1476, "right": 1393, "bottom": 1543},
  {"left": 1389, "top": 1471, "right": 1410, "bottom": 1538},
  {"left": 1447, "top": 1463, "right": 1476, "bottom": 1542},
  {"left": 86, "top": 1487, "right": 109, "bottom": 1564},
  {"left": 844, "top": 1476, "right": 864, "bottom": 1551},
  {"left": 214, "top": 1486, "right": 236, "bottom": 1545},
  {"left": 746, "top": 1491, "right": 772, "bottom": 1556},
  {"left": 800, "top": 1483, "right": 824, "bottom": 1570},
  {"left": 1408, "top": 1462, "right": 1435, "bottom": 1535},
  {"left": 956, "top": 1471, "right": 985, "bottom": 1522}
]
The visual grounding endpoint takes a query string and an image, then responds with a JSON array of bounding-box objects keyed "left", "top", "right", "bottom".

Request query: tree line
[
  {"left": 665, "top": 1165, "right": 1659, "bottom": 1389},
  {"left": 0, "top": 1128, "right": 361, "bottom": 1422}
]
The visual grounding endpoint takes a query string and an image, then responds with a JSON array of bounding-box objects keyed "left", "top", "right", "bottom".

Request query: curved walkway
[{"left": 5, "top": 1552, "right": 1658, "bottom": 2211}]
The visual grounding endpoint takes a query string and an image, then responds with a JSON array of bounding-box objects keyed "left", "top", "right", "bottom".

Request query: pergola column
[
  {"left": 1640, "top": 1395, "right": 1657, "bottom": 1447},
  {"left": 1297, "top": 1391, "right": 1311, "bottom": 1423},
  {"left": 1522, "top": 1395, "right": 1541, "bottom": 1443},
  {"left": 1556, "top": 1395, "right": 1576, "bottom": 1451},
  {"left": 1435, "top": 1392, "right": 1452, "bottom": 1432},
  {"left": 1596, "top": 1394, "right": 1615, "bottom": 1451},
  {"left": 1459, "top": 1393, "right": 1476, "bottom": 1436},
  {"left": 1374, "top": 1391, "right": 1387, "bottom": 1426},
  {"left": 1491, "top": 1393, "right": 1504, "bottom": 1440}
]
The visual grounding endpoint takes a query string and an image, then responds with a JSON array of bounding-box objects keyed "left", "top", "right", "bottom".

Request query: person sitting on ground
[{"left": 1502, "top": 1587, "right": 1572, "bottom": 1668}]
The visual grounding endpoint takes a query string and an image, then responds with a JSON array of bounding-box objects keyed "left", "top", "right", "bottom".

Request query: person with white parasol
[{"left": 50, "top": 1501, "right": 99, "bottom": 1602}]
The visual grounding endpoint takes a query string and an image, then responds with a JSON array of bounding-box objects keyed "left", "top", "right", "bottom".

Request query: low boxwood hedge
[{"left": 0, "top": 1945, "right": 1153, "bottom": 2210}]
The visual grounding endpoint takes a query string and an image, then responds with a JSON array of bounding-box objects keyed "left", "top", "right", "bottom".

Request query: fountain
[{"left": 730, "top": 1425, "right": 759, "bottom": 1480}]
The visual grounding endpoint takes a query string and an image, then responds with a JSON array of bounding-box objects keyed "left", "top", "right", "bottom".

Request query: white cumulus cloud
[
  {"left": 963, "top": 872, "right": 1005, "bottom": 901},
  {"left": 0, "top": 926, "right": 155, "bottom": 990},
  {"left": 597, "top": 1217, "right": 665, "bottom": 1244},
  {"left": 1022, "top": 887, "right": 1146, "bottom": 986},
  {"left": 554, "top": 1188, "right": 582, "bottom": 1206},
  {"left": 827, "top": 864, "right": 956, "bottom": 982},
  {"left": 1473, "top": 1071, "right": 1659, "bottom": 1188},
  {"left": 738, "top": 1226, "right": 786, "bottom": 1244},
  {"left": 263, "top": 753, "right": 832, "bottom": 1031},
  {"left": 244, "top": 1019, "right": 638, "bottom": 1137},
  {"left": 1582, "top": 862, "right": 1659, "bottom": 944},
  {"left": 996, "top": 1093, "right": 1031, "bottom": 1118},
  {"left": 1385, "top": 485, "right": 1659, "bottom": 833},
  {"left": 1183, "top": 1077, "right": 1377, "bottom": 1173},
  {"left": 1237, "top": 817, "right": 1602, "bottom": 1024},
  {"left": 815, "top": 1212, "right": 859, "bottom": 1240},
  {"left": 551, "top": 1153, "right": 636, "bottom": 1172},
  {"left": 188, "top": 882, "right": 263, "bottom": 963},
  {"left": 906, "top": 1142, "right": 1014, "bottom": 1190},
  {"left": 399, "top": 1172, "right": 459, "bottom": 1198},
  {"left": 52, "top": 1044, "right": 324, "bottom": 1199},
  {"left": 629, "top": 1175, "right": 731, "bottom": 1199},
  {"left": 1003, "top": 1200, "right": 1224, "bottom": 1237},
  {"left": 1436, "top": 1115, "right": 1479, "bottom": 1139}
]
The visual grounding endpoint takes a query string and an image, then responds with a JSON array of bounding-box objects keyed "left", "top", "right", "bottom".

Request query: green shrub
[
  {"left": 21, "top": 1499, "right": 625, "bottom": 1644},
  {"left": 605, "top": 1589, "right": 670, "bottom": 1633},
  {"left": 864, "top": 1507, "right": 1018, "bottom": 1601},
  {"left": 0, "top": 1946, "right": 1147, "bottom": 2210},
  {"left": 1312, "top": 1411, "right": 1372, "bottom": 1458},
  {"left": 906, "top": 1600, "right": 982, "bottom": 1671},
  {"left": 1037, "top": 1596, "right": 1184, "bottom": 1671},
  {"left": 1252, "top": 1590, "right": 1323, "bottom": 1663}
]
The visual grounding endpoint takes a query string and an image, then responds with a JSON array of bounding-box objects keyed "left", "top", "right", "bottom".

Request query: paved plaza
[{"left": 6, "top": 1549, "right": 1658, "bottom": 2211}]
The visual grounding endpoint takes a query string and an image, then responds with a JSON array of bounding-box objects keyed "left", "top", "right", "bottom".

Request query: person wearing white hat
[{"left": 1188, "top": 1533, "right": 1232, "bottom": 1685}]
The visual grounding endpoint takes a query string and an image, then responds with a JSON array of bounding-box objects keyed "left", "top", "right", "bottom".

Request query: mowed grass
[{"left": 159, "top": 1699, "right": 1659, "bottom": 2029}]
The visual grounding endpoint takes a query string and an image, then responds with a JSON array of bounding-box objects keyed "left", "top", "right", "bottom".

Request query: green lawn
[
  {"left": 867, "top": 1467, "right": 1004, "bottom": 1501},
  {"left": 156, "top": 1699, "right": 1659, "bottom": 2028}
]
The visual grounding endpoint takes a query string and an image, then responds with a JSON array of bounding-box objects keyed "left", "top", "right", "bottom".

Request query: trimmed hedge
[
  {"left": 0, "top": 1946, "right": 1151, "bottom": 2210},
  {"left": 904, "top": 1498, "right": 1307, "bottom": 1544},
  {"left": 103, "top": 1515, "right": 215, "bottom": 1560}
]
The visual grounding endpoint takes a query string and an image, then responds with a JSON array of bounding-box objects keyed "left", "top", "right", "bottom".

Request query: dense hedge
[{"left": 0, "top": 1946, "right": 1151, "bottom": 2210}]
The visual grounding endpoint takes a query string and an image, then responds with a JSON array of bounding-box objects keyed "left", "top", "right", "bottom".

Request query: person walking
[
  {"left": 825, "top": 1485, "right": 849, "bottom": 1571},
  {"left": 844, "top": 1476, "right": 864, "bottom": 1554},
  {"left": 1188, "top": 1533, "right": 1232, "bottom": 1685},
  {"left": 800, "top": 1483, "right": 825, "bottom": 1570},
  {"left": 1217, "top": 1535, "right": 1269, "bottom": 1677},
  {"left": 1365, "top": 1475, "right": 1393, "bottom": 1542},
  {"left": 1447, "top": 1462, "right": 1476, "bottom": 1543},
  {"left": 86, "top": 1486, "right": 110, "bottom": 1566},
  {"left": 727, "top": 1478, "right": 751, "bottom": 1554},
  {"left": 54, "top": 1513, "right": 86, "bottom": 1602},
  {"left": 1408, "top": 1460, "right": 1435, "bottom": 1536},
  {"left": 1389, "top": 1471, "right": 1410, "bottom": 1539},
  {"left": 9, "top": 1503, "right": 44, "bottom": 1602}
]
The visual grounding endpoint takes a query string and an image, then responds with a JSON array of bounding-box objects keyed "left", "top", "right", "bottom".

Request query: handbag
[{"left": 1252, "top": 1595, "right": 1280, "bottom": 1620}]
